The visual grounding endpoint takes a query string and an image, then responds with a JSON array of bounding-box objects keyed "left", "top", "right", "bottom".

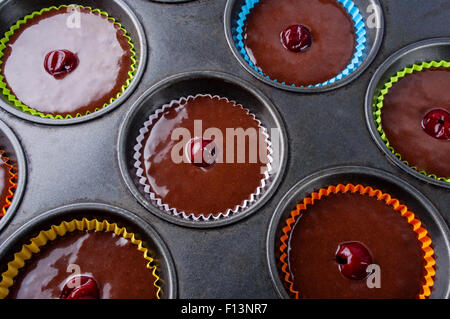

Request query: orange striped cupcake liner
[
  {"left": 278, "top": 183, "right": 436, "bottom": 299},
  {"left": 0, "top": 149, "right": 17, "bottom": 219}
]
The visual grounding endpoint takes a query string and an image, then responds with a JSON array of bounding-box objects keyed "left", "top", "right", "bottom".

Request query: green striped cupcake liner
[
  {"left": 0, "top": 4, "right": 137, "bottom": 120},
  {"left": 373, "top": 60, "right": 450, "bottom": 183}
]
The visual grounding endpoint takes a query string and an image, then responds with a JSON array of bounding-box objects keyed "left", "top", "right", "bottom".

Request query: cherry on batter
[{"left": 280, "top": 24, "right": 312, "bottom": 52}]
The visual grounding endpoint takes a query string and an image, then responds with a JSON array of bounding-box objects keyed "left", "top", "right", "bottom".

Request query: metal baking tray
[{"left": 0, "top": 0, "right": 448, "bottom": 299}]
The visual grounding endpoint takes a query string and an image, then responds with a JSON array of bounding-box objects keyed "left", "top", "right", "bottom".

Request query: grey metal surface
[{"left": 0, "top": 0, "right": 448, "bottom": 299}]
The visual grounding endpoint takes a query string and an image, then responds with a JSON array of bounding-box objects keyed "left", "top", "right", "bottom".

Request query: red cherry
[
  {"left": 186, "top": 137, "right": 217, "bottom": 168},
  {"left": 421, "top": 109, "right": 450, "bottom": 140},
  {"left": 60, "top": 275, "right": 99, "bottom": 299},
  {"left": 280, "top": 24, "right": 312, "bottom": 52},
  {"left": 335, "top": 242, "right": 373, "bottom": 280},
  {"left": 44, "top": 50, "right": 79, "bottom": 79}
]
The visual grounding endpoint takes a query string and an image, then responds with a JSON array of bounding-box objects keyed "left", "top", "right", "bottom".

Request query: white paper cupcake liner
[{"left": 133, "top": 94, "right": 273, "bottom": 221}]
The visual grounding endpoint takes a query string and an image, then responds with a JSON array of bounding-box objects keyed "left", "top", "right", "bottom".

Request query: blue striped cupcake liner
[{"left": 233, "top": 0, "right": 367, "bottom": 88}]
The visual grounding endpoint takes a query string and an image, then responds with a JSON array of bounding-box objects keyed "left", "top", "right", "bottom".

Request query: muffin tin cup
[
  {"left": 224, "top": 0, "right": 384, "bottom": 92},
  {"left": 0, "top": 0, "right": 147, "bottom": 125},
  {"left": 0, "top": 203, "right": 178, "bottom": 299},
  {"left": 365, "top": 38, "right": 450, "bottom": 188},
  {"left": 0, "top": 120, "right": 26, "bottom": 234},
  {"left": 133, "top": 94, "right": 273, "bottom": 222},
  {"left": 118, "top": 71, "right": 288, "bottom": 228},
  {"left": 266, "top": 166, "right": 450, "bottom": 299}
]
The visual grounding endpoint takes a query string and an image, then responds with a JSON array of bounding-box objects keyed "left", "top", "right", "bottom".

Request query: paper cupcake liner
[
  {"left": 233, "top": 0, "right": 367, "bottom": 88},
  {"left": 0, "top": 5, "right": 137, "bottom": 119},
  {"left": 133, "top": 94, "right": 274, "bottom": 222},
  {"left": 279, "top": 183, "right": 435, "bottom": 299},
  {"left": 0, "top": 218, "right": 162, "bottom": 299},
  {"left": 0, "top": 150, "right": 17, "bottom": 219},
  {"left": 373, "top": 60, "right": 450, "bottom": 183}
]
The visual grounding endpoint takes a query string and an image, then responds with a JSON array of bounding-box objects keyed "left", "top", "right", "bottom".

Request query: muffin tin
[{"left": 0, "top": 0, "right": 448, "bottom": 298}]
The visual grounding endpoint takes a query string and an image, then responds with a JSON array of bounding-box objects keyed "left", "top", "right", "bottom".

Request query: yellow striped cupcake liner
[
  {"left": 0, "top": 218, "right": 162, "bottom": 299},
  {"left": 373, "top": 60, "right": 450, "bottom": 183},
  {"left": 0, "top": 4, "right": 137, "bottom": 119}
]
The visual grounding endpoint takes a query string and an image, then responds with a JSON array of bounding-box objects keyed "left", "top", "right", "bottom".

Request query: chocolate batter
[
  {"left": 243, "top": 0, "right": 356, "bottom": 86},
  {"left": 1, "top": 7, "right": 133, "bottom": 117},
  {"left": 287, "top": 192, "right": 427, "bottom": 299}
]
